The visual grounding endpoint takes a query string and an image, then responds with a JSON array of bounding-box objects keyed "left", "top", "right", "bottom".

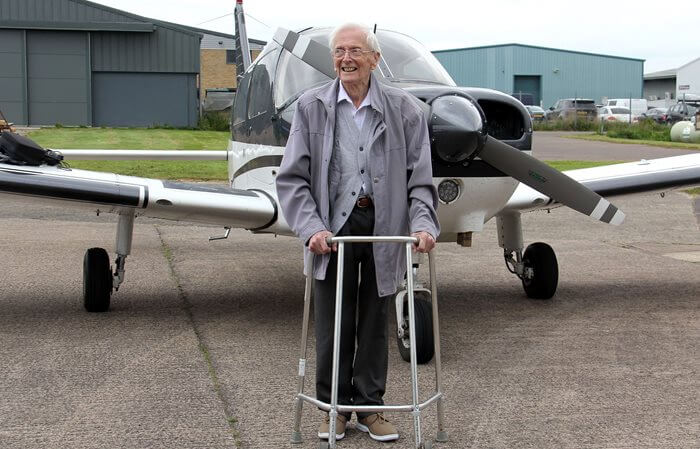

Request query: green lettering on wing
[{"left": 528, "top": 170, "right": 547, "bottom": 183}]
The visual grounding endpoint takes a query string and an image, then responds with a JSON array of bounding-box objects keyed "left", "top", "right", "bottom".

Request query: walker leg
[
  {"left": 291, "top": 252, "right": 315, "bottom": 444},
  {"left": 327, "top": 242, "right": 346, "bottom": 449},
  {"left": 429, "top": 251, "right": 449, "bottom": 443},
  {"left": 405, "top": 242, "right": 424, "bottom": 448}
]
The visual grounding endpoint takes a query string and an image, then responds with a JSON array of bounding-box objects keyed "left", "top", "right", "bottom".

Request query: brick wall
[{"left": 200, "top": 49, "right": 262, "bottom": 96}]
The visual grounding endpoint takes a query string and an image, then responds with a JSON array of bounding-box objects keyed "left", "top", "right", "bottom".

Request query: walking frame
[{"left": 291, "top": 236, "right": 448, "bottom": 449}]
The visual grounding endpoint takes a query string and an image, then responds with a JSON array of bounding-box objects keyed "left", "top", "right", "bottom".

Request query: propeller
[
  {"left": 273, "top": 28, "right": 335, "bottom": 79},
  {"left": 271, "top": 28, "right": 625, "bottom": 226},
  {"left": 480, "top": 137, "right": 624, "bottom": 225}
]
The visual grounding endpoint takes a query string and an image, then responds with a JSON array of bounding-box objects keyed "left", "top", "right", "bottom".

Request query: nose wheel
[
  {"left": 520, "top": 242, "right": 558, "bottom": 299},
  {"left": 83, "top": 247, "right": 112, "bottom": 312},
  {"left": 396, "top": 291, "right": 435, "bottom": 364}
]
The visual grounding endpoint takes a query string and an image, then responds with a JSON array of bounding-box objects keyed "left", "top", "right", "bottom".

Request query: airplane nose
[{"left": 429, "top": 94, "right": 486, "bottom": 164}]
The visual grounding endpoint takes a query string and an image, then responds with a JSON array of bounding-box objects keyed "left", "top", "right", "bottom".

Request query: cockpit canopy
[{"left": 271, "top": 28, "right": 456, "bottom": 109}]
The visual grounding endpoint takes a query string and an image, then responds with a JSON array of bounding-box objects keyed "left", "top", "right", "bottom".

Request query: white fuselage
[{"left": 228, "top": 139, "right": 522, "bottom": 241}]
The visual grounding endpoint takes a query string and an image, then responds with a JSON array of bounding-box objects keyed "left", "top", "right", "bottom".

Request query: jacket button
[
  {"left": 360, "top": 169, "right": 365, "bottom": 174},
  {"left": 359, "top": 146, "right": 364, "bottom": 151},
  {"left": 342, "top": 212, "right": 347, "bottom": 216},
  {"left": 352, "top": 191, "right": 356, "bottom": 196},
  {"left": 373, "top": 177, "right": 379, "bottom": 183}
]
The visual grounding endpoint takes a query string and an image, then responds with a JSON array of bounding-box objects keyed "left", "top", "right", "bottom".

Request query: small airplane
[{"left": 0, "top": 0, "right": 698, "bottom": 363}]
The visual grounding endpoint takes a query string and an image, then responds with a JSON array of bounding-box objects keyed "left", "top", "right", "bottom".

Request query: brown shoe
[
  {"left": 318, "top": 414, "right": 347, "bottom": 440},
  {"left": 357, "top": 413, "right": 399, "bottom": 441}
]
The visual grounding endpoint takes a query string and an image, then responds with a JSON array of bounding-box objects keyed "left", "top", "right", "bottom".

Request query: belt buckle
[{"left": 356, "top": 195, "right": 371, "bottom": 208}]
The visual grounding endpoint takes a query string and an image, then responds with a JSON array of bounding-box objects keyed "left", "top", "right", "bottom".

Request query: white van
[{"left": 605, "top": 98, "right": 648, "bottom": 116}]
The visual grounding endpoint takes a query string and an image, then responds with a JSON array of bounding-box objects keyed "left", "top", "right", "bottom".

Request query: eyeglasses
[{"left": 332, "top": 47, "right": 374, "bottom": 58}]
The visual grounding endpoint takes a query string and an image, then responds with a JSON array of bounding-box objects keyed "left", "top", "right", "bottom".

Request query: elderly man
[{"left": 276, "top": 23, "right": 439, "bottom": 442}]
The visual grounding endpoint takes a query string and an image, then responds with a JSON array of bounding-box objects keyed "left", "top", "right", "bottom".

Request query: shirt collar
[{"left": 337, "top": 81, "right": 372, "bottom": 111}]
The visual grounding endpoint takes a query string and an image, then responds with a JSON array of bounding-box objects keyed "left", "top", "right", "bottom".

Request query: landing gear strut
[
  {"left": 498, "top": 212, "right": 559, "bottom": 300},
  {"left": 82, "top": 210, "right": 134, "bottom": 312}
]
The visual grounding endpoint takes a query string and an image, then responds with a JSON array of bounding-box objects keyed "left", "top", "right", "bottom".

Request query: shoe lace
[{"left": 375, "top": 412, "right": 390, "bottom": 424}]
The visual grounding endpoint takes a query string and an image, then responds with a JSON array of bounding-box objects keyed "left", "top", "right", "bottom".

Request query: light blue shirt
[{"left": 337, "top": 82, "right": 372, "bottom": 131}]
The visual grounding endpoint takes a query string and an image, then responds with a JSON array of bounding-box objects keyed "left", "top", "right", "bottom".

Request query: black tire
[
  {"left": 521, "top": 242, "right": 558, "bottom": 299},
  {"left": 83, "top": 247, "right": 112, "bottom": 312},
  {"left": 397, "top": 292, "right": 434, "bottom": 364}
]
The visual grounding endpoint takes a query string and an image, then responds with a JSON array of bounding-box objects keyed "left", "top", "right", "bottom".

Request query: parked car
[
  {"left": 547, "top": 98, "right": 597, "bottom": 121},
  {"left": 666, "top": 102, "right": 698, "bottom": 125},
  {"left": 598, "top": 106, "right": 634, "bottom": 123},
  {"left": 525, "top": 105, "right": 546, "bottom": 122},
  {"left": 638, "top": 107, "right": 668, "bottom": 124},
  {"left": 604, "top": 98, "right": 648, "bottom": 116}
]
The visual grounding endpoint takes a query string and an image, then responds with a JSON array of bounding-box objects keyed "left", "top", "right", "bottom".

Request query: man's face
[{"left": 332, "top": 28, "right": 380, "bottom": 86}]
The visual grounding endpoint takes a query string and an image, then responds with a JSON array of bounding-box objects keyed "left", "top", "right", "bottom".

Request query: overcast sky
[{"left": 90, "top": 0, "right": 690, "bottom": 74}]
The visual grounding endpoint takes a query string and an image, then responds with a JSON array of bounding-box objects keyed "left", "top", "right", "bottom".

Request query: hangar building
[
  {"left": 0, "top": 0, "right": 201, "bottom": 127},
  {"left": 433, "top": 44, "right": 644, "bottom": 109}
]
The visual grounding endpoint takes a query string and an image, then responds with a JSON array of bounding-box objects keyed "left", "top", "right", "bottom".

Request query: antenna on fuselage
[{"left": 234, "top": 0, "right": 252, "bottom": 80}]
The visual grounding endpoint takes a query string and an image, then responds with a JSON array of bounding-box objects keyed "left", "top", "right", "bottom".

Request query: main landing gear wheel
[
  {"left": 83, "top": 247, "right": 112, "bottom": 312},
  {"left": 521, "top": 242, "right": 558, "bottom": 300},
  {"left": 397, "top": 291, "right": 434, "bottom": 364}
]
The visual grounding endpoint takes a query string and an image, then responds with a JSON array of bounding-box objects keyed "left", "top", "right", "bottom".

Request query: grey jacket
[{"left": 275, "top": 74, "right": 439, "bottom": 297}]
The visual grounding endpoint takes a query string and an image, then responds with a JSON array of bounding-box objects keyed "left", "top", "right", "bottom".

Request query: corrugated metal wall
[
  {"left": 0, "top": 29, "right": 25, "bottom": 123},
  {"left": 27, "top": 30, "right": 89, "bottom": 125},
  {"left": 0, "top": 0, "right": 201, "bottom": 126},
  {"left": 91, "top": 29, "right": 199, "bottom": 73},
  {"left": 93, "top": 72, "right": 197, "bottom": 127},
  {"left": 0, "top": 0, "right": 130, "bottom": 21},
  {"left": 434, "top": 45, "right": 643, "bottom": 108}
]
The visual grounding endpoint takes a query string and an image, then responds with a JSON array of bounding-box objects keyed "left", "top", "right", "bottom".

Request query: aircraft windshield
[
  {"left": 274, "top": 28, "right": 455, "bottom": 109},
  {"left": 374, "top": 30, "right": 455, "bottom": 86}
]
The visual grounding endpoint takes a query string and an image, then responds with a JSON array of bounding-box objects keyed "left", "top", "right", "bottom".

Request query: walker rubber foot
[
  {"left": 290, "top": 431, "right": 302, "bottom": 444},
  {"left": 436, "top": 430, "right": 449, "bottom": 442}
]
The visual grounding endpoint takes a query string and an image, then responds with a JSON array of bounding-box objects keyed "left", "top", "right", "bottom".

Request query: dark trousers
[{"left": 314, "top": 205, "right": 390, "bottom": 419}]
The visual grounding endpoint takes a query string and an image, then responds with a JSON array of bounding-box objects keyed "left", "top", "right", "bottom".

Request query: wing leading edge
[
  {"left": 504, "top": 154, "right": 700, "bottom": 213},
  {"left": 0, "top": 163, "right": 279, "bottom": 232}
]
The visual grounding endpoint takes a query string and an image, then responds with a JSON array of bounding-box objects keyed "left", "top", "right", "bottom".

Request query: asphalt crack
[{"left": 154, "top": 224, "right": 241, "bottom": 447}]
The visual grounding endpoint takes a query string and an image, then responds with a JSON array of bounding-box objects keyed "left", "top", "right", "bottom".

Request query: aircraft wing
[
  {"left": 504, "top": 154, "right": 700, "bottom": 212},
  {"left": 0, "top": 162, "right": 279, "bottom": 232}
]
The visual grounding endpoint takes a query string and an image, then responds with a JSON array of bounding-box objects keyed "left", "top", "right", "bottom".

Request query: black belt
[{"left": 356, "top": 195, "right": 373, "bottom": 208}]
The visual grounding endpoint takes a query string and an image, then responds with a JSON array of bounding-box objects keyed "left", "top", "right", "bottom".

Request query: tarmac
[{"left": 0, "top": 135, "right": 698, "bottom": 448}]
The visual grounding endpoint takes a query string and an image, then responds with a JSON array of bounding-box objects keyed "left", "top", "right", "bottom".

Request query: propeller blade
[
  {"left": 480, "top": 137, "right": 625, "bottom": 225},
  {"left": 273, "top": 28, "right": 336, "bottom": 79}
]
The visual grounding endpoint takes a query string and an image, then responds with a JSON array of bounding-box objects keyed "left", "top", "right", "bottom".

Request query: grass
[
  {"left": 533, "top": 119, "right": 598, "bottom": 132},
  {"left": 685, "top": 187, "right": 700, "bottom": 196},
  {"left": 27, "top": 128, "right": 229, "bottom": 150},
  {"left": 26, "top": 127, "right": 229, "bottom": 180},
  {"left": 545, "top": 160, "right": 622, "bottom": 171}
]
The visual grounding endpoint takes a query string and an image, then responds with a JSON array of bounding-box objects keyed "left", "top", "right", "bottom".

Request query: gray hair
[{"left": 329, "top": 23, "right": 381, "bottom": 54}]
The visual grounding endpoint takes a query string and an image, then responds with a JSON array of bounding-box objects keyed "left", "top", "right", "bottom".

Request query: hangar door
[
  {"left": 92, "top": 73, "right": 197, "bottom": 128},
  {"left": 0, "top": 30, "right": 26, "bottom": 124},
  {"left": 513, "top": 75, "right": 541, "bottom": 107},
  {"left": 27, "top": 31, "right": 89, "bottom": 126}
]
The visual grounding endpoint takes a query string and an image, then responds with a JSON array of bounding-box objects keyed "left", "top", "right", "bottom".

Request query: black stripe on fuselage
[
  {"left": 0, "top": 168, "right": 144, "bottom": 207},
  {"left": 233, "top": 155, "right": 284, "bottom": 179}
]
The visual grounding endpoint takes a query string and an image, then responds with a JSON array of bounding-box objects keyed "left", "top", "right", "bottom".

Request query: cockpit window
[
  {"left": 274, "top": 44, "right": 329, "bottom": 109},
  {"left": 273, "top": 28, "right": 455, "bottom": 108},
  {"left": 375, "top": 30, "right": 455, "bottom": 86}
]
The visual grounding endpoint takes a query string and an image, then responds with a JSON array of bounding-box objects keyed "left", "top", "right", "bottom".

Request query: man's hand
[
  {"left": 309, "top": 230, "right": 336, "bottom": 254},
  {"left": 411, "top": 231, "right": 435, "bottom": 253}
]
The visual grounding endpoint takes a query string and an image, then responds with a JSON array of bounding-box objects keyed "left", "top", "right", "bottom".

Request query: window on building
[{"left": 226, "top": 50, "right": 235, "bottom": 65}]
